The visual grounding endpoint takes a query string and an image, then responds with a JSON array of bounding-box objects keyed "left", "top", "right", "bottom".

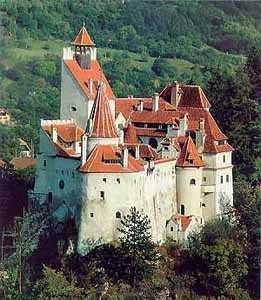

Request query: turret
[{"left": 71, "top": 25, "right": 97, "bottom": 69}]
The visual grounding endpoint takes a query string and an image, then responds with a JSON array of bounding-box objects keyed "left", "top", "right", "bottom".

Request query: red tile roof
[
  {"left": 135, "top": 128, "right": 166, "bottom": 137},
  {"left": 79, "top": 144, "right": 144, "bottom": 173},
  {"left": 64, "top": 60, "right": 115, "bottom": 100},
  {"left": 176, "top": 136, "right": 205, "bottom": 167},
  {"left": 115, "top": 98, "right": 175, "bottom": 119},
  {"left": 130, "top": 110, "right": 180, "bottom": 125},
  {"left": 71, "top": 26, "right": 95, "bottom": 46},
  {"left": 42, "top": 122, "right": 85, "bottom": 143},
  {"left": 89, "top": 84, "right": 118, "bottom": 138},
  {"left": 10, "top": 157, "right": 37, "bottom": 170},
  {"left": 125, "top": 144, "right": 159, "bottom": 161},
  {"left": 124, "top": 123, "right": 138, "bottom": 144},
  {"left": 160, "top": 83, "right": 211, "bottom": 109}
]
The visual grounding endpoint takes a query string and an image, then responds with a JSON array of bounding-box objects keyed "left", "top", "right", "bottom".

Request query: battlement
[
  {"left": 41, "top": 119, "right": 75, "bottom": 126},
  {"left": 63, "top": 47, "right": 74, "bottom": 60}
]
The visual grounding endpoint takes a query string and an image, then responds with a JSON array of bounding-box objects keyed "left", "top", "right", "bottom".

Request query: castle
[{"left": 34, "top": 26, "right": 234, "bottom": 248}]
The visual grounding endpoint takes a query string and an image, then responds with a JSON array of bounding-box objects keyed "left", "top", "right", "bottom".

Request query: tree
[
  {"left": 32, "top": 266, "right": 83, "bottom": 299},
  {"left": 233, "top": 177, "right": 260, "bottom": 298},
  {"left": 186, "top": 218, "right": 249, "bottom": 298},
  {"left": 118, "top": 207, "right": 159, "bottom": 286},
  {"left": 206, "top": 62, "right": 260, "bottom": 177}
]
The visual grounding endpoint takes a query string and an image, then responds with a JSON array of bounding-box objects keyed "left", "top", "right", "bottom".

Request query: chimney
[
  {"left": 135, "top": 144, "right": 140, "bottom": 160},
  {"left": 51, "top": 126, "right": 58, "bottom": 143},
  {"left": 179, "top": 113, "right": 188, "bottom": 136},
  {"left": 81, "top": 134, "right": 87, "bottom": 166},
  {"left": 138, "top": 101, "right": 144, "bottom": 112},
  {"left": 152, "top": 93, "right": 159, "bottom": 112},
  {"left": 171, "top": 81, "right": 181, "bottom": 108},
  {"left": 89, "top": 79, "right": 93, "bottom": 95},
  {"left": 119, "top": 129, "right": 124, "bottom": 144},
  {"left": 122, "top": 147, "right": 128, "bottom": 168}
]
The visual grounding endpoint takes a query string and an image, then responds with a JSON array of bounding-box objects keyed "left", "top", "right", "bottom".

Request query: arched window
[
  {"left": 116, "top": 211, "right": 121, "bottom": 219},
  {"left": 190, "top": 178, "right": 196, "bottom": 185},
  {"left": 148, "top": 138, "right": 158, "bottom": 149},
  {"left": 181, "top": 204, "right": 185, "bottom": 215}
]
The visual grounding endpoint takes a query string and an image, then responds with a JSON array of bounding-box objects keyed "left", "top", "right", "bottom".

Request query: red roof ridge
[
  {"left": 89, "top": 83, "right": 118, "bottom": 138},
  {"left": 71, "top": 26, "right": 95, "bottom": 46}
]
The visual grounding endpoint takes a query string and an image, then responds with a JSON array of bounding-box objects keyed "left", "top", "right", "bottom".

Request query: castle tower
[
  {"left": 176, "top": 136, "right": 204, "bottom": 219},
  {"left": 86, "top": 83, "right": 118, "bottom": 153},
  {"left": 71, "top": 25, "right": 97, "bottom": 69}
]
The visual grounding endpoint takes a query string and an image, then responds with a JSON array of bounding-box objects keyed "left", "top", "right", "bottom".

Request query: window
[
  {"left": 103, "top": 178, "right": 106, "bottom": 183},
  {"left": 190, "top": 178, "right": 196, "bottom": 185},
  {"left": 223, "top": 155, "right": 226, "bottom": 163},
  {"left": 170, "top": 226, "right": 174, "bottom": 232},
  {"left": 116, "top": 211, "right": 121, "bottom": 219},
  {"left": 203, "top": 177, "right": 207, "bottom": 182},
  {"left": 71, "top": 106, "right": 77, "bottom": 112},
  {"left": 90, "top": 213, "right": 94, "bottom": 218},
  {"left": 48, "top": 192, "right": 53, "bottom": 204},
  {"left": 100, "top": 191, "right": 105, "bottom": 200},
  {"left": 226, "top": 175, "right": 229, "bottom": 182},
  {"left": 43, "top": 159, "right": 47, "bottom": 167},
  {"left": 59, "top": 180, "right": 65, "bottom": 189},
  {"left": 221, "top": 176, "right": 223, "bottom": 184},
  {"left": 181, "top": 204, "right": 185, "bottom": 215},
  {"left": 116, "top": 178, "right": 120, "bottom": 184}
]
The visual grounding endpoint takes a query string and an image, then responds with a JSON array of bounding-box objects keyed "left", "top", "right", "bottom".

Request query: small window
[
  {"left": 203, "top": 177, "right": 207, "bottom": 182},
  {"left": 116, "top": 178, "right": 120, "bottom": 184},
  {"left": 48, "top": 192, "right": 53, "bottom": 204},
  {"left": 71, "top": 106, "right": 77, "bottom": 112},
  {"left": 170, "top": 226, "right": 174, "bottom": 232},
  {"left": 59, "top": 180, "right": 65, "bottom": 189},
  {"left": 181, "top": 204, "right": 185, "bottom": 215},
  {"left": 90, "top": 212, "right": 94, "bottom": 218},
  {"left": 103, "top": 178, "right": 106, "bottom": 183},
  {"left": 100, "top": 191, "right": 105, "bottom": 200},
  {"left": 223, "top": 155, "right": 226, "bottom": 163},
  {"left": 43, "top": 159, "right": 47, "bottom": 167},
  {"left": 226, "top": 175, "right": 229, "bottom": 182},
  {"left": 190, "top": 178, "right": 196, "bottom": 185},
  {"left": 116, "top": 211, "right": 121, "bottom": 219},
  {"left": 221, "top": 176, "right": 223, "bottom": 184}
]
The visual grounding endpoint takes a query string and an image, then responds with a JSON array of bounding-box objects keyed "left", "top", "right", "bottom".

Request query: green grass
[{"left": 7, "top": 38, "right": 194, "bottom": 75}]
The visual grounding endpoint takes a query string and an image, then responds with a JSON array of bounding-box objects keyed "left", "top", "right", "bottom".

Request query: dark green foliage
[
  {"left": 233, "top": 177, "right": 260, "bottom": 298},
  {"left": 207, "top": 48, "right": 260, "bottom": 178},
  {"left": 118, "top": 207, "right": 159, "bottom": 286}
]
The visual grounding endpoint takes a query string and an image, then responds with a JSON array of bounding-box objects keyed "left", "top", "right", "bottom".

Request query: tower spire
[
  {"left": 89, "top": 82, "right": 118, "bottom": 138},
  {"left": 71, "top": 25, "right": 95, "bottom": 47}
]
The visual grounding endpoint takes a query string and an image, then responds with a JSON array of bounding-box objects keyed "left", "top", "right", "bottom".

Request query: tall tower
[{"left": 71, "top": 25, "right": 97, "bottom": 69}]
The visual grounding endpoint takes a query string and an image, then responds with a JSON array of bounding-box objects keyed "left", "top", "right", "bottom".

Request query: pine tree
[{"left": 118, "top": 207, "right": 159, "bottom": 286}]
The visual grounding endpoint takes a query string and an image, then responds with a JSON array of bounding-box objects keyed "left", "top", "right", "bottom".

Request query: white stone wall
[
  {"left": 78, "top": 159, "right": 176, "bottom": 247},
  {"left": 60, "top": 61, "right": 89, "bottom": 130},
  {"left": 34, "top": 128, "right": 82, "bottom": 222},
  {"left": 202, "top": 152, "right": 233, "bottom": 218},
  {"left": 176, "top": 167, "right": 203, "bottom": 218}
]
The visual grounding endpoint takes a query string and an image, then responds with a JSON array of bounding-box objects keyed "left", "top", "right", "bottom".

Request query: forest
[{"left": 0, "top": 0, "right": 260, "bottom": 299}]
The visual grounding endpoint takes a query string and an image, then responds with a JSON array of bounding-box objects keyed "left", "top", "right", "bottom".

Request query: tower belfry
[{"left": 71, "top": 25, "right": 96, "bottom": 69}]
